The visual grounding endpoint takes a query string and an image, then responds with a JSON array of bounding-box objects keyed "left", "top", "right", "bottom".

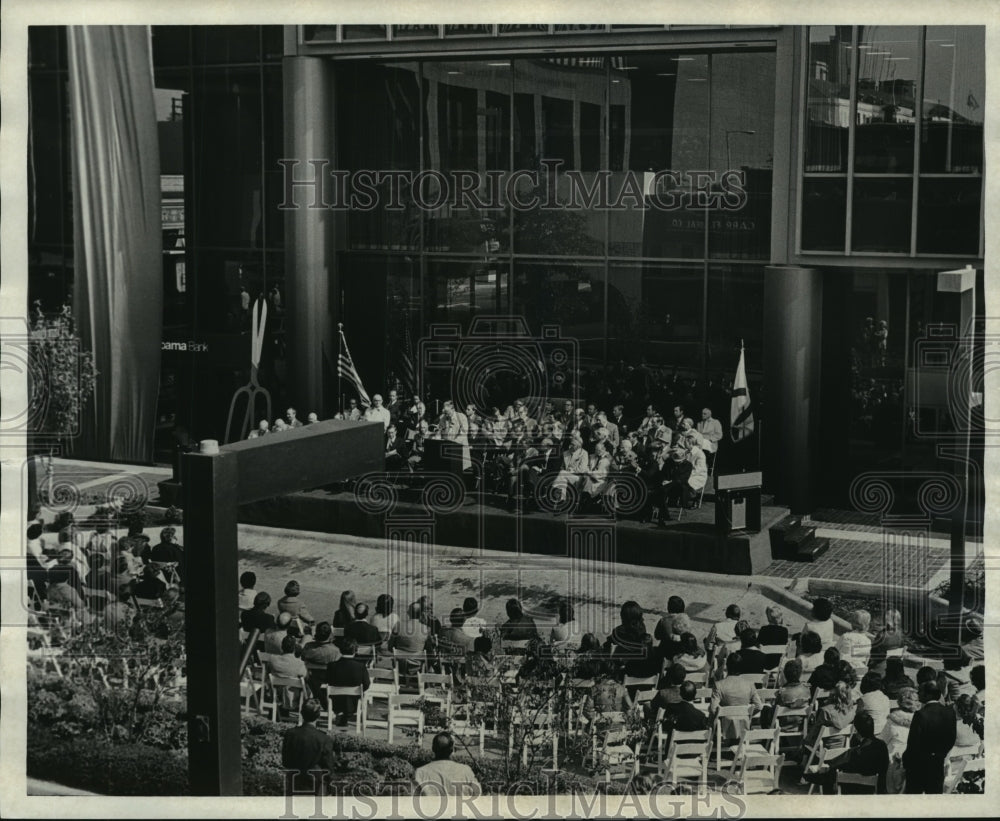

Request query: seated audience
[
  {"left": 550, "top": 601, "right": 581, "bottom": 647},
  {"left": 371, "top": 594, "right": 399, "bottom": 641},
  {"left": 882, "top": 657, "right": 916, "bottom": 701},
  {"left": 673, "top": 632, "right": 708, "bottom": 674},
  {"left": 464, "top": 635, "right": 496, "bottom": 678},
  {"left": 278, "top": 580, "right": 316, "bottom": 626},
  {"left": 413, "top": 732, "right": 481, "bottom": 797},
  {"left": 809, "top": 647, "right": 843, "bottom": 692},
  {"left": 241, "top": 591, "right": 276, "bottom": 634},
  {"left": 837, "top": 609, "right": 873, "bottom": 666},
  {"left": 758, "top": 605, "right": 790, "bottom": 668},
  {"left": 650, "top": 663, "right": 688, "bottom": 714},
  {"left": 802, "top": 713, "right": 889, "bottom": 794},
  {"left": 857, "top": 672, "right": 892, "bottom": 735},
  {"left": 499, "top": 598, "right": 539, "bottom": 642},
  {"left": 761, "top": 658, "right": 811, "bottom": 728},
  {"left": 300, "top": 621, "right": 342, "bottom": 699},
  {"left": 653, "top": 595, "right": 686, "bottom": 644},
  {"left": 332, "top": 590, "right": 356, "bottom": 630},
  {"left": 736, "top": 628, "right": 768, "bottom": 675},
  {"left": 805, "top": 681, "right": 857, "bottom": 750},
  {"left": 438, "top": 607, "right": 476, "bottom": 660},
  {"left": 238, "top": 571, "right": 257, "bottom": 611},
  {"left": 705, "top": 604, "right": 742, "bottom": 653},
  {"left": 801, "top": 597, "right": 836, "bottom": 650},
  {"left": 391, "top": 601, "right": 434, "bottom": 658},
  {"left": 460, "top": 597, "right": 486, "bottom": 639},
  {"left": 326, "top": 638, "right": 371, "bottom": 726},
  {"left": 132, "top": 564, "right": 168, "bottom": 601},
  {"left": 264, "top": 611, "right": 300, "bottom": 656},
  {"left": 796, "top": 631, "right": 825, "bottom": 676},
  {"left": 269, "top": 634, "right": 308, "bottom": 679},
  {"left": 345, "top": 602, "right": 382, "bottom": 647},
  {"left": 951, "top": 693, "right": 983, "bottom": 749}
]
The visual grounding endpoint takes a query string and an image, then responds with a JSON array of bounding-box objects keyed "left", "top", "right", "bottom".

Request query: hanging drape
[{"left": 67, "top": 26, "right": 162, "bottom": 463}]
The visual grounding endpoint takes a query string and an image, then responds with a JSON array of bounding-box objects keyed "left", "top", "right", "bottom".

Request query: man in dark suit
[
  {"left": 326, "top": 638, "right": 371, "bottom": 726},
  {"left": 902, "top": 681, "right": 958, "bottom": 793},
  {"left": 281, "top": 698, "right": 336, "bottom": 794},
  {"left": 519, "top": 436, "right": 563, "bottom": 507},
  {"left": 345, "top": 603, "right": 382, "bottom": 647},
  {"left": 665, "top": 681, "right": 709, "bottom": 732},
  {"left": 736, "top": 628, "right": 769, "bottom": 675}
]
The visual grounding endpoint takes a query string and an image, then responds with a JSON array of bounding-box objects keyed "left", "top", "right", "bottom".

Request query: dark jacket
[
  {"left": 241, "top": 608, "right": 277, "bottom": 635},
  {"left": 903, "top": 702, "right": 958, "bottom": 767},
  {"left": 738, "top": 648, "right": 769, "bottom": 675},
  {"left": 345, "top": 619, "right": 382, "bottom": 647},
  {"left": 281, "top": 723, "right": 337, "bottom": 789},
  {"left": 666, "top": 700, "right": 710, "bottom": 733}
]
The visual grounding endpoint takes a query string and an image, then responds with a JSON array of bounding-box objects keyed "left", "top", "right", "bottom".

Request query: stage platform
[{"left": 233, "top": 485, "right": 786, "bottom": 576}]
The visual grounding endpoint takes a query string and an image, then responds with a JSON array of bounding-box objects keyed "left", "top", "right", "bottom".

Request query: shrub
[
  {"left": 373, "top": 755, "right": 414, "bottom": 781},
  {"left": 163, "top": 505, "right": 183, "bottom": 525}
]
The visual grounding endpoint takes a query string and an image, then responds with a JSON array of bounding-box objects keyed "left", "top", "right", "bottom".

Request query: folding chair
[
  {"left": 730, "top": 753, "right": 785, "bottom": 794},
  {"left": 772, "top": 705, "right": 809, "bottom": 764},
  {"left": 946, "top": 756, "right": 985, "bottom": 794},
  {"left": 26, "top": 627, "right": 64, "bottom": 677},
  {"left": 685, "top": 669, "right": 709, "bottom": 687},
  {"left": 728, "top": 726, "right": 780, "bottom": 774},
  {"left": 418, "top": 672, "right": 454, "bottom": 714},
  {"left": 510, "top": 703, "right": 558, "bottom": 769},
  {"left": 836, "top": 771, "right": 879, "bottom": 794},
  {"left": 355, "top": 644, "right": 378, "bottom": 668},
  {"left": 802, "top": 724, "right": 854, "bottom": 777},
  {"left": 392, "top": 649, "right": 425, "bottom": 692},
  {"left": 662, "top": 733, "right": 711, "bottom": 793},
  {"left": 360, "top": 680, "right": 398, "bottom": 733},
  {"left": 623, "top": 673, "right": 658, "bottom": 707},
  {"left": 262, "top": 670, "right": 309, "bottom": 722},
  {"left": 325, "top": 684, "right": 363, "bottom": 733},
  {"left": 713, "top": 704, "right": 754, "bottom": 769},
  {"left": 387, "top": 693, "right": 425, "bottom": 743},
  {"left": 594, "top": 723, "right": 641, "bottom": 783}
]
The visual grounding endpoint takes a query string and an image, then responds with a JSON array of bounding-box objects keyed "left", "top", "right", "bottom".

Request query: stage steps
[{"left": 769, "top": 515, "right": 830, "bottom": 562}]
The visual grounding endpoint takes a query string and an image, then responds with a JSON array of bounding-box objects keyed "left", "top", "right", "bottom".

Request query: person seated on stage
[
  {"left": 678, "top": 417, "right": 711, "bottom": 452},
  {"left": 566, "top": 408, "right": 592, "bottom": 448},
  {"left": 239, "top": 571, "right": 258, "bottom": 611},
  {"left": 273, "top": 418, "right": 289, "bottom": 433},
  {"left": 248, "top": 419, "right": 270, "bottom": 439},
  {"left": 517, "top": 436, "right": 561, "bottom": 506},
  {"left": 346, "top": 397, "right": 362, "bottom": 422},
  {"left": 636, "top": 405, "right": 659, "bottom": 438},
  {"left": 551, "top": 434, "right": 589, "bottom": 504},
  {"left": 384, "top": 424, "right": 404, "bottom": 472},
  {"left": 594, "top": 411, "right": 620, "bottom": 449},
  {"left": 696, "top": 407, "right": 723, "bottom": 454},
  {"left": 496, "top": 419, "right": 532, "bottom": 500},
  {"left": 650, "top": 415, "right": 673, "bottom": 448},
  {"left": 406, "top": 419, "right": 430, "bottom": 472},
  {"left": 278, "top": 580, "right": 316, "bottom": 627},
  {"left": 241, "top": 591, "right": 276, "bottom": 635},
  {"left": 345, "top": 602, "right": 382, "bottom": 648},
  {"left": 499, "top": 598, "right": 539, "bottom": 642},
  {"left": 680, "top": 433, "right": 708, "bottom": 507},
  {"left": 579, "top": 440, "right": 612, "bottom": 513},
  {"left": 305, "top": 412, "right": 319, "bottom": 424},
  {"left": 659, "top": 445, "right": 694, "bottom": 515}
]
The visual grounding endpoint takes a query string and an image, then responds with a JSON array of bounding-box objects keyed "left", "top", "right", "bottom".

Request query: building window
[{"left": 799, "top": 25, "right": 984, "bottom": 256}]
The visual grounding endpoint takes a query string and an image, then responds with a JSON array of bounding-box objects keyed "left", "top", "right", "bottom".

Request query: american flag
[
  {"left": 398, "top": 319, "right": 417, "bottom": 397},
  {"left": 337, "top": 327, "right": 371, "bottom": 407}
]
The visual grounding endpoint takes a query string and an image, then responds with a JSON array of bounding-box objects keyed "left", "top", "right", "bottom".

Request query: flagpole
[{"left": 338, "top": 322, "right": 344, "bottom": 415}]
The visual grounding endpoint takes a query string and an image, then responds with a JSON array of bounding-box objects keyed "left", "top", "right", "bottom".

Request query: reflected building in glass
[{"left": 26, "top": 24, "right": 985, "bottom": 514}]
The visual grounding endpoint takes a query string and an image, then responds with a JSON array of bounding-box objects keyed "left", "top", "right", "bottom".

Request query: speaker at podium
[{"left": 714, "top": 471, "right": 762, "bottom": 535}]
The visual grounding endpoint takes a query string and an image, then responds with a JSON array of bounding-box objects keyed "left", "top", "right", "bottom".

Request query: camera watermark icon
[{"left": 419, "top": 315, "right": 579, "bottom": 422}]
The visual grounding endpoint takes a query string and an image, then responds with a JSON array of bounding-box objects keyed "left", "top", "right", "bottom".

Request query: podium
[{"left": 714, "top": 471, "right": 762, "bottom": 534}]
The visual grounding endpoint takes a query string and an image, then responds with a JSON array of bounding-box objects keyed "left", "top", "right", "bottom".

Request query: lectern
[{"left": 714, "top": 471, "right": 763, "bottom": 534}]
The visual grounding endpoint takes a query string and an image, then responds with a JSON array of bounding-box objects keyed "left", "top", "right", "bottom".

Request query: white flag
[{"left": 730, "top": 345, "right": 755, "bottom": 442}]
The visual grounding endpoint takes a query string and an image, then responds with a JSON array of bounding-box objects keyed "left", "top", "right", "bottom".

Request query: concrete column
[
  {"left": 283, "top": 56, "right": 336, "bottom": 417},
  {"left": 763, "top": 265, "right": 823, "bottom": 514}
]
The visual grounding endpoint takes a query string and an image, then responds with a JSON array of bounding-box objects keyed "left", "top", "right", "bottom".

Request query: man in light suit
[
  {"left": 552, "top": 434, "right": 589, "bottom": 502},
  {"left": 595, "top": 411, "right": 620, "bottom": 449},
  {"left": 696, "top": 407, "right": 723, "bottom": 454},
  {"left": 438, "top": 400, "right": 472, "bottom": 471},
  {"left": 682, "top": 433, "right": 708, "bottom": 508}
]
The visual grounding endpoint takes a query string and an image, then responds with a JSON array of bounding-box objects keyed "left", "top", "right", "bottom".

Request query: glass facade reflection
[
  {"left": 800, "top": 25, "right": 984, "bottom": 255},
  {"left": 337, "top": 49, "right": 776, "bottom": 389}
]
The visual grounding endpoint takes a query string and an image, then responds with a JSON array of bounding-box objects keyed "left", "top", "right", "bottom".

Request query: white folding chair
[
  {"left": 730, "top": 753, "right": 784, "bottom": 794},
  {"left": 387, "top": 694, "right": 425, "bottom": 743},
  {"left": 623, "top": 673, "right": 658, "bottom": 707},
  {"left": 836, "top": 771, "right": 879, "bottom": 794},
  {"left": 713, "top": 704, "right": 754, "bottom": 770},
  {"left": 325, "top": 684, "right": 363, "bottom": 732}
]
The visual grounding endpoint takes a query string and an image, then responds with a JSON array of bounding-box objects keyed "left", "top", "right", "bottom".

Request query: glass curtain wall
[{"left": 337, "top": 48, "right": 774, "bottom": 419}]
